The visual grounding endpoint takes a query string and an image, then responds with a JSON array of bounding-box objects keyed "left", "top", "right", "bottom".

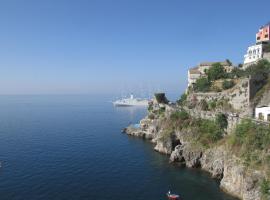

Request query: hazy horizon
[{"left": 1, "top": 0, "right": 270, "bottom": 96}]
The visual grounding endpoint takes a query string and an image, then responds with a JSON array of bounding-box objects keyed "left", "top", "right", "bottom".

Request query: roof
[
  {"left": 256, "top": 105, "right": 270, "bottom": 108},
  {"left": 199, "top": 60, "right": 230, "bottom": 66},
  {"left": 188, "top": 66, "right": 200, "bottom": 74},
  {"left": 260, "top": 22, "right": 270, "bottom": 29}
]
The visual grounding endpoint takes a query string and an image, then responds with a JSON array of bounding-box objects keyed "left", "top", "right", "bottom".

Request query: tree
[
  {"left": 177, "top": 93, "right": 187, "bottom": 106},
  {"left": 226, "top": 59, "right": 232, "bottom": 66},
  {"left": 154, "top": 93, "right": 169, "bottom": 104},
  {"left": 245, "top": 59, "right": 270, "bottom": 79},
  {"left": 206, "top": 63, "right": 226, "bottom": 81},
  {"left": 200, "top": 99, "right": 208, "bottom": 111},
  {"left": 193, "top": 77, "right": 210, "bottom": 92},
  {"left": 222, "top": 80, "right": 235, "bottom": 90},
  {"left": 216, "top": 113, "right": 228, "bottom": 129}
]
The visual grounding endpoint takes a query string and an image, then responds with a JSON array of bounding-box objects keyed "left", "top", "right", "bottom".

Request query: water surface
[{"left": 0, "top": 95, "right": 237, "bottom": 200}]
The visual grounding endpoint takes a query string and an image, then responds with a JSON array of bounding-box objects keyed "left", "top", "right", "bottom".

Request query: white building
[
  {"left": 188, "top": 67, "right": 201, "bottom": 88},
  {"left": 255, "top": 106, "right": 270, "bottom": 121},
  {"left": 243, "top": 43, "right": 263, "bottom": 66}
]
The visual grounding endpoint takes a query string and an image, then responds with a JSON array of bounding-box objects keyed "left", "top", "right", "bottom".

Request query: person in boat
[{"left": 167, "top": 190, "right": 180, "bottom": 200}]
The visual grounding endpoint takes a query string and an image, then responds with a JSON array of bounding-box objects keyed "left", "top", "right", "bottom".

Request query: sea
[{"left": 0, "top": 95, "right": 238, "bottom": 200}]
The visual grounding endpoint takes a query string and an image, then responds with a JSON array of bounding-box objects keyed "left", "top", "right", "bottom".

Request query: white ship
[{"left": 113, "top": 94, "right": 149, "bottom": 107}]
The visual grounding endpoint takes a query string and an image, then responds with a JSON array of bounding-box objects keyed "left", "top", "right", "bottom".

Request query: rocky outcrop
[
  {"left": 200, "top": 146, "right": 225, "bottom": 179},
  {"left": 124, "top": 101, "right": 265, "bottom": 200},
  {"left": 221, "top": 160, "right": 262, "bottom": 200},
  {"left": 170, "top": 143, "right": 202, "bottom": 167}
]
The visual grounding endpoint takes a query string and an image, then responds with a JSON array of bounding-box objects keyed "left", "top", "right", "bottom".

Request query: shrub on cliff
[
  {"left": 199, "top": 99, "right": 208, "bottom": 111},
  {"left": 215, "top": 113, "right": 228, "bottom": 129},
  {"left": 193, "top": 77, "right": 211, "bottom": 92},
  {"left": 261, "top": 179, "right": 270, "bottom": 199},
  {"left": 177, "top": 93, "right": 187, "bottom": 106},
  {"left": 222, "top": 80, "right": 235, "bottom": 90},
  {"left": 170, "top": 110, "right": 189, "bottom": 121},
  {"left": 197, "top": 119, "right": 223, "bottom": 146},
  {"left": 245, "top": 59, "right": 270, "bottom": 79},
  {"left": 229, "top": 119, "right": 270, "bottom": 170},
  {"left": 154, "top": 93, "right": 169, "bottom": 104},
  {"left": 208, "top": 100, "right": 217, "bottom": 110},
  {"left": 206, "top": 62, "right": 226, "bottom": 81}
]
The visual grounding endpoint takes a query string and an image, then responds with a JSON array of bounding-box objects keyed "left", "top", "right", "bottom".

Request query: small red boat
[{"left": 167, "top": 191, "right": 180, "bottom": 200}]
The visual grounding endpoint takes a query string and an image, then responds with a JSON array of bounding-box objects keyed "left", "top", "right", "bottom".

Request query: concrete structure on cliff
[{"left": 243, "top": 22, "right": 270, "bottom": 68}]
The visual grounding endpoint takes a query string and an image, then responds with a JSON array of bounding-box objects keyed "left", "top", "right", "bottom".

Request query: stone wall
[
  {"left": 263, "top": 52, "right": 270, "bottom": 62},
  {"left": 188, "top": 78, "right": 250, "bottom": 112},
  {"left": 188, "top": 75, "right": 265, "bottom": 115}
]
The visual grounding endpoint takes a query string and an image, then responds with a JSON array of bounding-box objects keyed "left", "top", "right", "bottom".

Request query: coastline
[{"left": 123, "top": 102, "right": 264, "bottom": 200}]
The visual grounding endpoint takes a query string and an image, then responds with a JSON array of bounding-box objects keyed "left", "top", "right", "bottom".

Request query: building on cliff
[
  {"left": 255, "top": 106, "right": 270, "bottom": 121},
  {"left": 256, "top": 22, "right": 270, "bottom": 43},
  {"left": 187, "top": 60, "right": 232, "bottom": 88},
  {"left": 243, "top": 22, "right": 270, "bottom": 68}
]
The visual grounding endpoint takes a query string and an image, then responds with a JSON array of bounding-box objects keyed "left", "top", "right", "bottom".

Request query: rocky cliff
[{"left": 124, "top": 100, "right": 266, "bottom": 200}]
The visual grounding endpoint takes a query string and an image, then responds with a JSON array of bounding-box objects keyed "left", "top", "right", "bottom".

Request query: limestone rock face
[
  {"left": 124, "top": 103, "right": 265, "bottom": 200},
  {"left": 200, "top": 147, "right": 225, "bottom": 179},
  {"left": 154, "top": 140, "right": 173, "bottom": 155},
  {"left": 170, "top": 145, "right": 185, "bottom": 163},
  {"left": 220, "top": 159, "right": 262, "bottom": 200},
  {"left": 181, "top": 144, "right": 202, "bottom": 168},
  {"left": 170, "top": 143, "right": 202, "bottom": 168}
]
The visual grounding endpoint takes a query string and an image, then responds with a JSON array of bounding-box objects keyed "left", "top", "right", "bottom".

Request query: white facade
[
  {"left": 255, "top": 106, "right": 270, "bottom": 121},
  {"left": 243, "top": 44, "right": 263, "bottom": 65},
  {"left": 187, "top": 69, "right": 201, "bottom": 88}
]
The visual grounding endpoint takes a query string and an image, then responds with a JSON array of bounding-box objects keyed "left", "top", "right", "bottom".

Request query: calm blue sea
[{"left": 0, "top": 95, "right": 237, "bottom": 200}]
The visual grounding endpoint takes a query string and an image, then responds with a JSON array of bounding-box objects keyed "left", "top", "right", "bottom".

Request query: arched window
[{"left": 253, "top": 50, "right": 256, "bottom": 54}]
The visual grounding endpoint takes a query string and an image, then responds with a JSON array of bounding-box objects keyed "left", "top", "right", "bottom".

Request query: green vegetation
[
  {"left": 215, "top": 113, "right": 228, "bottom": 129},
  {"left": 177, "top": 93, "right": 187, "bottom": 106},
  {"left": 192, "top": 59, "right": 270, "bottom": 93},
  {"left": 208, "top": 100, "right": 217, "bottom": 110},
  {"left": 264, "top": 44, "right": 270, "bottom": 53},
  {"left": 170, "top": 110, "right": 189, "bottom": 121},
  {"left": 261, "top": 179, "right": 270, "bottom": 199},
  {"left": 197, "top": 118, "right": 223, "bottom": 146},
  {"left": 155, "top": 107, "right": 165, "bottom": 116},
  {"left": 168, "top": 110, "right": 226, "bottom": 147},
  {"left": 206, "top": 62, "right": 226, "bottom": 81},
  {"left": 154, "top": 93, "right": 169, "bottom": 104},
  {"left": 222, "top": 80, "right": 235, "bottom": 90},
  {"left": 245, "top": 59, "right": 270, "bottom": 79},
  {"left": 193, "top": 77, "right": 211, "bottom": 92},
  {"left": 228, "top": 119, "right": 270, "bottom": 174},
  {"left": 199, "top": 99, "right": 208, "bottom": 111}
]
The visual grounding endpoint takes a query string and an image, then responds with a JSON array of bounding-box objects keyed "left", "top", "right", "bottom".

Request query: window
[
  {"left": 253, "top": 50, "right": 256, "bottom": 54},
  {"left": 259, "top": 113, "right": 264, "bottom": 120},
  {"left": 265, "top": 34, "right": 269, "bottom": 38},
  {"left": 257, "top": 37, "right": 261, "bottom": 40},
  {"left": 267, "top": 114, "right": 270, "bottom": 122}
]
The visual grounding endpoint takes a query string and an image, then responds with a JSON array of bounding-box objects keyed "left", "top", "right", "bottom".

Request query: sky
[{"left": 0, "top": 0, "right": 269, "bottom": 97}]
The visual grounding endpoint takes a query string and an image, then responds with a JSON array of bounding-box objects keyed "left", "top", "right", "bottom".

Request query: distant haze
[{"left": 0, "top": 0, "right": 269, "bottom": 97}]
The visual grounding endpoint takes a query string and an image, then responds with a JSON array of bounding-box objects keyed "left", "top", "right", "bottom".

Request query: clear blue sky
[{"left": 0, "top": 0, "right": 269, "bottom": 97}]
